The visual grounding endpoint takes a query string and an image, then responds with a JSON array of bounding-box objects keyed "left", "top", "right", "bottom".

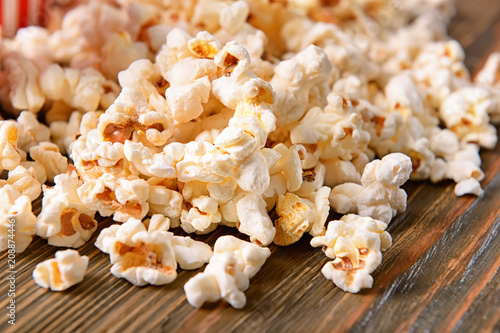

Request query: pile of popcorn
[{"left": 1, "top": 0, "right": 499, "bottom": 308}]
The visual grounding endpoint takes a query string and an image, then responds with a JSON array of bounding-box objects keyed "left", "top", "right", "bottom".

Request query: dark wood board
[{"left": 1, "top": 0, "right": 500, "bottom": 332}]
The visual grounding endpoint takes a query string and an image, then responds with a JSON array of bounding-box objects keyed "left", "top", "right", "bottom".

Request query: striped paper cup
[{"left": 0, "top": 0, "right": 48, "bottom": 37}]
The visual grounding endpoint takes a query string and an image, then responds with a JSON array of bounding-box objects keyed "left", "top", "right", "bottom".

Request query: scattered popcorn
[
  {"left": 184, "top": 236, "right": 270, "bottom": 309},
  {"left": 311, "top": 214, "right": 392, "bottom": 293},
  {"left": 0, "top": 0, "right": 498, "bottom": 310},
  {"left": 33, "top": 249, "right": 88, "bottom": 291}
]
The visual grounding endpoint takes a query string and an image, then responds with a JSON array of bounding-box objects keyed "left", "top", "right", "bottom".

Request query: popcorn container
[{"left": 0, "top": 0, "right": 48, "bottom": 37}]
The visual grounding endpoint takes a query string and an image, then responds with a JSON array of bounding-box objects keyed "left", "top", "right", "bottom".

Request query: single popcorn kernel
[{"left": 33, "top": 250, "right": 88, "bottom": 291}]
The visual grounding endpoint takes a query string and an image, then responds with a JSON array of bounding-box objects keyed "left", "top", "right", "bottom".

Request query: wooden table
[{"left": 2, "top": 1, "right": 500, "bottom": 332}]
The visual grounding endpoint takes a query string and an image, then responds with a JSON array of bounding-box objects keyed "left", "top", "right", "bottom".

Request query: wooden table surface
[{"left": 2, "top": 1, "right": 500, "bottom": 332}]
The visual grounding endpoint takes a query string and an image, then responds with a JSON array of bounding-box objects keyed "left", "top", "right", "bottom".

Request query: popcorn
[
  {"left": 291, "top": 93, "right": 371, "bottom": 161},
  {"left": 95, "top": 217, "right": 211, "bottom": 286},
  {"left": 164, "top": 76, "right": 211, "bottom": 124},
  {"left": 0, "top": 0, "right": 497, "bottom": 306},
  {"left": 147, "top": 178, "right": 183, "bottom": 222},
  {"left": 0, "top": 185, "right": 37, "bottom": 253},
  {"left": 181, "top": 195, "right": 222, "bottom": 234},
  {"left": 40, "top": 65, "right": 117, "bottom": 120},
  {"left": 0, "top": 121, "right": 22, "bottom": 173},
  {"left": 440, "top": 87, "right": 497, "bottom": 149},
  {"left": 236, "top": 193, "right": 275, "bottom": 246},
  {"left": 184, "top": 236, "right": 270, "bottom": 309},
  {"left": 16, "top": 111, "right": 51, "bottom": 152},
  {"left": 95, "top": 218, "right": 177, "bottom": 286},
  {"left": 78, "top": 173, "right": 150, "bottom": 222},
  {"left": 4, "top": 54, "right": 45, "bottom": 114},
  {"left": 454, "top": 178, "right": 484, "bottom": 197},
  {"left": 118, "top": 60, "right": 171, "bottom": 117},
  {"left": 5, "top": 165, "right": 42, "bottom": 201},
  {"left": 124, "top": 141, "right": 175, "bottom": 178},
  {"left": 272, "top": 144, "right": 305, "bottom": 192},
  {"left": 33, "top": 250, "right": 88, "bottom": 291},
  {"left": 50, "top": 111, "right": 83, "bottom": 155},
  {"left": 271, "top": 45, "right": 333, "bottom": 126},
  {"left": 29, "top": 142, "right": 69, "bottom": 182},
  {"left": 172, "top": 235, "right": 213, "bottom": 270},
  {"left": 329, "top": 153, "right": 412, "bottom": 223},
  {"left": 97, "top": 89, "right": 173, "bottom": 146},
  {"left": 274, "top": 187, "right": 331, "bottom": 246},
  {"left": 37, "top": 166, "right": 98, "bottom": 248},
  {"left": 475, "top": 52, "right": 500, "bottom": 123},
  {"left": 311, "top": 214, "right": 391, "bottom": 293},
  {"left": 212, "top": 236, "right": 271, "bottom": 279},
  {"left": 100, "top": 31, "right": 150, "bottom": 80}
]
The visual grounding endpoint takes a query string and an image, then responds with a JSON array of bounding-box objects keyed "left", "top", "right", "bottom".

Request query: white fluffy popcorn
[
  {"left": 16, "top": 111, "right": 51, "bottom": 152},
  {"left": 33, "top": 250, "right": 88, "bottom": 291},
  {"left": 330, "top": 153, "right": 412, "bottom": 223},
  {"left": 236, "top": 193, "right": 276, "bottom": 246},
  {"left": 0, "top": 121, "right": 22, "bottom": 173},
  {"left": 78, "top": 173, "right": 150, "bottom": 222},
  {"left": 95, "top": 218, "right": 178, "bottom": 286},
  {"left": 29, "top": 142, "right": 69, "bottom": 182},
  {"left": 271, "top": 45, "right": 333, "bottom": 126},
  {"left": 181, "top": 195, "right": 222, "bottom": 234},
  {"left": 291, "top": 93, "right": 370, "bottom": 161},
  {"left": 147, "top": 178, "right": 183, "bottom": 221},
  {"left": 4, "top": 165, "right": 42, "bottom": 201},
  {"left": 95, "top": 217, "right": 211, "bottom": 286},
  {"left": 0, "top": 185, "right": 37, "bottom": 253},
  {"left": 311, "top": 214, "right": 392, "bottom": 293},
  {"left": 440, "top": 87, "right": 497, "bottom": 149},
  {"left": 475, "top": 52, "right": 500, "bottom": 123},
  {"left": 184, "top": 236, "right": 270, "bottom": 309},
  {"left": 50, "top": 111, "right": 82, "bottom": 155},
  {"left": 4, "top": 54, "right": 45, "bottom": 114},
  {"left": 37, "top": 166, "right": 98, "bottom": 248}
]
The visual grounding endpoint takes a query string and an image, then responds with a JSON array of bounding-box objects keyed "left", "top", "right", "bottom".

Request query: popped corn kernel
[
  {"left": 0, "top": 185, "right": 37, "bottom": 253},
  {"left": 311, "top": 214, "right": 391, "bottom": 293},
  {"left": 184, "top": 236, "right": 270, "bottom": 309},
  {"left": 330, "top": 153, "right": 412, "bottom": 223},
  {"left": 37, "top": 166, "right": 97, "bottom": 248},
  {"left": 33, "top": 249, "right": 88, "bottom": 291}
]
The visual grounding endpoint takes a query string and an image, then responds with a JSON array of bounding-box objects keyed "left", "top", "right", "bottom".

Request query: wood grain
[{"left": 2, "top": 1, "right": 500, "bottom": 332}]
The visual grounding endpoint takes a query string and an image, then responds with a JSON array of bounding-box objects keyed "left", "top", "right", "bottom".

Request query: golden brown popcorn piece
[{"left": 274, "top": 193, "right": 312, "bottom": 246}]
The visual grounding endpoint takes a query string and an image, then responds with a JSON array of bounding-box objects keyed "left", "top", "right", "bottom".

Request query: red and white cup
[{"left": 0, "top": 0, "right": 49, "bottom": 37}]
